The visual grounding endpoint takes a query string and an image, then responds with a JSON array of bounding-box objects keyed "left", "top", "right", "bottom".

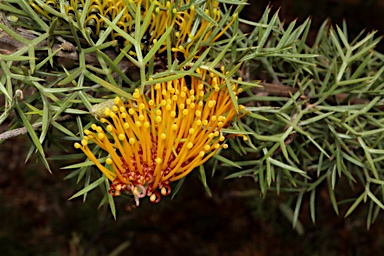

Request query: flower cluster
[
  {"left": 30, "top": 0, "right": 236, "bottom": 58},
  {"left": 74, "top": 67, "right": 243, "bottom": 204}
]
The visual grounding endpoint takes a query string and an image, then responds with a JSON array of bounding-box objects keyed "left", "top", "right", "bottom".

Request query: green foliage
[
  {"left": 1, "top": 0, "right": 384, "bottom": 227},
  {"left": 225, "top": 8, "right": 384, "bottom": 228}
]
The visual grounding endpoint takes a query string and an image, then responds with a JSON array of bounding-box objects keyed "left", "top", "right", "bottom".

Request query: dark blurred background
[
  {"left": 1, "top": 1, "right": 384, "bottom": 255},
  {"left": 245, "top": 0, "right": 384, "bottom": 51}
]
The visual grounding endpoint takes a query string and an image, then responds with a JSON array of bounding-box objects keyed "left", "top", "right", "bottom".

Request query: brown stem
[
  {"left": 255, "top": 82, "right": 378, "bottom": 107},
  {"left": 0, "top": 114, "right": 72, "bottom": 141}
]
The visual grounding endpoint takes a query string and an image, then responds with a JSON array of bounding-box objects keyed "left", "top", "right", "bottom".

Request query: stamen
[{"left": 74, "top": 68, "right": 243, "bottom": 204}]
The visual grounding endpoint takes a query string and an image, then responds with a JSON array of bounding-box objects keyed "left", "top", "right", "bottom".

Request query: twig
[
  {"left": 0, "top": 114, "right": 72, "bottom": 141},
  {"left": 254, "top": 82, "right": 379, "bottom": 107}
]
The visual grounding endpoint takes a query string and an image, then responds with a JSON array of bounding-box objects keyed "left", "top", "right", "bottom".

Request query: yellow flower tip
[
  {"left": 135, "top": 121, "right": 142, "bottom": 127},
  {"left": 232, "top": 12, "right": 238, "bottom": 19},
  {"left": 172, "top": 8, "right": 177, "bottom": 14},
  {"left": 204, "top": 145, "right": 211, "bottom": 151},
  {"left": 182, "top": 109, "right": 188, "bottom": 115},
  {"left": 98, "top": 133, "right": 105, "bottom": 140},
  {"left": 220, "top": 66, "right": 225, "bottom": 73},
  {"left": 81, "top": 139, "right": 88, "bottom": 146},
  {"left": 149, "top": 100, "right": 155, "bottom": 106},
  {"left": 223, "top": 144, "right": 229, "bottom": 149},
  {"left": 118, "top": 134, "right": 125, "bottom": 141},
  {"left": 112, "top": 105, "right": 118, "bottom": 112},
  {"left": 172, "top": 124, "right": 178, "bottom": 130},
  {"left": 238, "top": 77, "right": 243, "bottom": 82},
  {"left": 109, "top": 112, "right": 116, "bottom": 119},
  {"left": 160, "top": 133, "right": 166, "bottom": 140},
  {"left": 199, "top": 151, "right": 205, "bottom": 157},
  {"left": 190, "top": 5, "right": 195, "bottom": 11},
  {"left": 123, "top": 123, "right": 129, "bottom": 129},
  {"left": 187, "top": 142, "right": 193, "bottom": 149},
  {"left": 100, "top": 118, "right": 107, "bottom": 123},
  {"left": 243, "top": 136, "right": 249, "bottom": 141},
  {"left": 239, "top": 105, "right": 245, "bottom": 111},
  {"left": 133, "top": 89, "right": 140, "bottom": 99},
  {"left": 84, "top": 129, "right": 91, "bottom": 135},
  {"left": 74, "top": 142, "right": 81, "bottom": 149},
  {"left": 114, "top": 97, "right": 121, "bottom": 105},
  {"left": 153, "top": 38, "right": 158, "bottom": 44},
  {"left": 219, "top": 136, "right": 225, "bottom": 142},
  {"left": 155, "top": 158, "right": 162, "bottom": 164},
  {"left": 218, "top": 122, "right": 223, "bottom": 127},
  {"left": 106, "top": 125, "right": 113, "bottom": 132},
  {"left": 155, "top": 116, "right": 162, "bottom": 123},
  {"left": 155, "top": 7, "right": 160, "bottom": 13},
  {"left": 91, "top": 124, "right": 97, "bottom": 130},
  {"left": 144, "top": 121, "right": 150, "bottom": 128},
  {"left": 129, "top": 138, "right": 135, "bottom": 145},
  {"left": 104, "top": 108, "right": 111, "bottom": 116},
  {"left": 106, "top": 158, "right": 113, "bottom": 165},
  {"left": 214, "top": 131, "right": 220, "bottom": 137},
  {"left": 128, "top": 108, "right": 135, "bottom": 115},
  {"left": 96, "top": 127, "right": 103, "bottom": 133},
  {"left": 175, "top": 32, "right": 180, "bottom": 38}
]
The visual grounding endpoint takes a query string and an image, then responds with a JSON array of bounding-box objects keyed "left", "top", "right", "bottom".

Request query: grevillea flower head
[
  {"left": 30, "top": 0, "right": 236, "bottom": 58},
  {"left": 74, "top": 67, "right": 244, "bottom": 205}
]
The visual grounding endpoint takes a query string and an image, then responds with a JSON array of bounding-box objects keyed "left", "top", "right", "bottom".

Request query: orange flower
[
  {"left": 74, "top": 67, "right": 243, "bottom": 205},
  {"left": 29, "top": 0, "right": 236, "bottom": 58}
]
